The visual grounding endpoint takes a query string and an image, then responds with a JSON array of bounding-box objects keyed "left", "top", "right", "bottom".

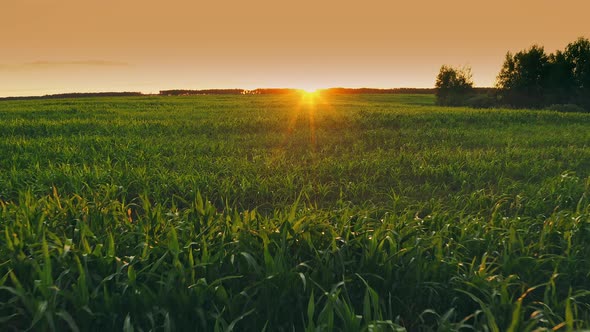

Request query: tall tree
[
  {"left": 544, "top": 50, "right": 575, "bottom": 104},
  {"left": 496, "top": 45, "right": 549, "bottom": 107},
  {"left": 563, "top": 37, "right": 590, "bottom": 108},
  {"left": 564, "top": 37, "right": 590, "bottom": 90},
  {"left": 434, "top": 65, "right": 473, "bottom": 106}
]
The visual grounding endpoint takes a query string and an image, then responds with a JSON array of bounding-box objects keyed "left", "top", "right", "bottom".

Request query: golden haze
[{"left": 1, "top": 0, "right": 589, "bottom": 96}]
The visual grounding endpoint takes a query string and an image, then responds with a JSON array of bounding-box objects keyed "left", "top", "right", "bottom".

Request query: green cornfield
[{"left": 1, "top": 93, "right": 590, "bottom": 331}]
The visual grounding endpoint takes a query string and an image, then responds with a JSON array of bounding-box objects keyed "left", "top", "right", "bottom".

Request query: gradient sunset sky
[{"left": 1, "top": 0, "right": 589, "bottom": 97}]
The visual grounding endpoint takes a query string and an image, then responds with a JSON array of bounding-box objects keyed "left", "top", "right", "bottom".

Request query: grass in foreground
[{"left": 1, "top": 93, "right": 590, "bottom": 331}]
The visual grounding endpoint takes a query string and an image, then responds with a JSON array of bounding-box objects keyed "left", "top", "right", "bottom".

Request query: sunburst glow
[
  {"left": 299, "top": 89, "right": 319, "bottom": 105},
  {"left": 301, "top": 88, "right": 319, "bottom": 94}
]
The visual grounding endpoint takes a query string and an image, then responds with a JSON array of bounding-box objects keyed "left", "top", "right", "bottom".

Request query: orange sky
[{"left": 1, "top": 0, "right": 589, "bottom": 97}]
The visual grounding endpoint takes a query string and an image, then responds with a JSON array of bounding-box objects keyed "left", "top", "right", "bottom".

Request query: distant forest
[
  {"left": 0, "top": 92, "right": 144, "bottom": 101},
  {"left": 436, "top": 37, "right": 590, "bottom": 112},
  {"left": 158, "top": 88, "right": 439, "bottom": 95},
  {"left": 2, "top": 88, "right": 443, "bottom": 100}
]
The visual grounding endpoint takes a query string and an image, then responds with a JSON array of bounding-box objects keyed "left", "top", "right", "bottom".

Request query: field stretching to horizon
[{"left": 1, "top": 93, "right": 590, "bottom": 331}]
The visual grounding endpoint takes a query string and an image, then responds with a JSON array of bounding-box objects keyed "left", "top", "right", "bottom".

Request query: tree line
[
  {"left": 159, "top": 88, "right": 440, "bottom": 95},
  {"left": 322, "top": 88, "right": 435, "bottom": 94},
  {"left": 2, "top": 88, "right": 443, "bottom": 100},
  {"left": 159, "top": 89, "right": 245, "bottom": 96},
  {"left": 0, "top": 92, "right": 143, "bottom": 101},
  {"left": 436, "top": 37, "right": 590, "bottom": 112}
]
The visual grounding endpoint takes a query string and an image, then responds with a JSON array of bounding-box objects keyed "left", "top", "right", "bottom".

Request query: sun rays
[
  {"left": 279, "top": 89, "right": 337, "bottom": 151},
  {"left": 299, "top": 89, "right": 320, "bottom": 107}
]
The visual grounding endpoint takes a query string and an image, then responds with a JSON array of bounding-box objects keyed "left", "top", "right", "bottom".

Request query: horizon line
[{"left": 0, "top": 86, "right": 498, "bottom": 100}]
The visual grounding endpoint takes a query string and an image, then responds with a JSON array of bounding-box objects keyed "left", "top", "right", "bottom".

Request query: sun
[
  {"left": 301, "top": 88, "right": 318, "bottom": 94},
  {"left": 298, "top": 86, "right": 323, "bottom": 101},
  {"left": 298, "top": 83, "right": 324, "bottom": 94},
  {"left": 299, "top": 89, "right": 319, "bottom": 105}
]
